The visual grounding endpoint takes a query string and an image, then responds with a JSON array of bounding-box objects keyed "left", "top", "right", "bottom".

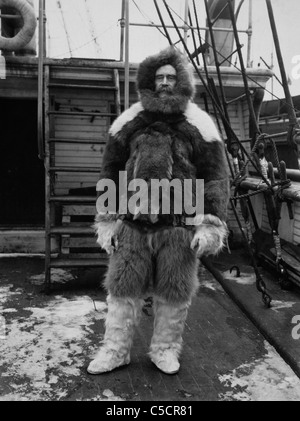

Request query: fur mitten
[
  {"left": 191, "top": 214, "right": 228, "bottom": 257},
  {"left": 94, "top": 214, "right": 121, "bottom": 255}
]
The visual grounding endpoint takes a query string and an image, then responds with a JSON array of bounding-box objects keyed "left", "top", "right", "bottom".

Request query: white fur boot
[
  {"left": 87, "top": 295, "right": 142, "bottom": 374},
  {"left": 149, "top": 297, "right": 190, "bottom": 375}
]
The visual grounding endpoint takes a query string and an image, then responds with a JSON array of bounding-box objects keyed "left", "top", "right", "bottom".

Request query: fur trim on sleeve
[{"left": 184, "top": 102, "right": 222, "bottom": 143}]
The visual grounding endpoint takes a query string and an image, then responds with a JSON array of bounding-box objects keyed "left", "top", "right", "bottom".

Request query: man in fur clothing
[{"left": 88, "top": 46, "right": 230, "bottom": 375}]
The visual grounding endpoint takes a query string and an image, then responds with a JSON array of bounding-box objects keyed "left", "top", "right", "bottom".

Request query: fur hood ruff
[{"left": 136, "top": 46, "right": 196, "bottom": 114}]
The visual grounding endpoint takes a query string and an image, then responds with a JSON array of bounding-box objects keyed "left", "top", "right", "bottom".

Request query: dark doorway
[{"left": 0, "top": 98, "right": 45, "bottom": 226}]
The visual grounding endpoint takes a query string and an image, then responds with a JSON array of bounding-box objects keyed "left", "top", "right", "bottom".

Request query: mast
[
  {"left": 246, "top": 0, "right": 252, "bottom": 67},
  {"left": 120, "top": 0, "right": 126, "bottom": 61},
  {"left": 124, "top": 0, "right": 130, "bottom": 110}
]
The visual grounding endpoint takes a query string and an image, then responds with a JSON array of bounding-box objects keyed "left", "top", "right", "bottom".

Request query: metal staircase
[{"left": 43, "top": 64, "right": 121, "bottom": 288}]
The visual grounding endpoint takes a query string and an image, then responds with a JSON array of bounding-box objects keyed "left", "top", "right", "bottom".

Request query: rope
[
  {"left": 259, "top": 157, "right": 269, "bottom": 180},
  {"left": 270, "top": 137, "right": 282, "bottom": 179},
  {"left": 163, "top": 1, "right": 272, "bottom": 189},
  {"left": 166, "top": 1, "right": 300, "bottom": 116},
  {"left": 132, "top": 0, "right": 168, "bottom": 40},
  {"left": 273, "top": 231, "right": 282, "bottom": 262},
  {"left": 231, "top": 134, "right": 271, "bottom": 187}
]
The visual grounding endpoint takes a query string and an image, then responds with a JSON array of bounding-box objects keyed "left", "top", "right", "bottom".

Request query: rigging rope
[
  {"left": 132, "top": 0, "right": 168, "bottom": 40},
  {"left": 166, "top": 0, "right": 300, "bottom": 117},
  {"left": 56, "top": 0, "right": 72, "bottom": 57}
]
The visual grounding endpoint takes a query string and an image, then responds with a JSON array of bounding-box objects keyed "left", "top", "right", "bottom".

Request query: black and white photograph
[{"left": 1, "top": 0, "right": 300, "bottom": 404}]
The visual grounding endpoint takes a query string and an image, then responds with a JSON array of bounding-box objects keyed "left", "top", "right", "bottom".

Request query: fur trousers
[{"left": 103, "top": 222, "right": 199, "bottom": 304}]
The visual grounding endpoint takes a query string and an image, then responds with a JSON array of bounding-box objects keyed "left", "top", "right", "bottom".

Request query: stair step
[
  {"left": 44, "top": 65, "right": 120, "bottom": 282},
  {"left": 48, "top": 83, "right": 117, "bottom": 90},
  {"left": 48, "top": 111, "right": 117, "bottom": 117},
  {"left": 50, "top": 226, "right": 94, "bottom": 235},
  {"left": 48, "top": 138, "right": 105, "bottom": 144},
  {"left": 49, "top": 195, "right": 96, "bottom": 203},
  {"left": 49, "top": 257, "right": 109, "bottom": 268},
  {"left": 49, "top": 166, "right": 100, "bottom": 173}
]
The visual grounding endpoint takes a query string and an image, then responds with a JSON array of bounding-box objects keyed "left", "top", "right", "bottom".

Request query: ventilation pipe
[{"left": 205, "top": 0, "right": 235, "bottom": 67}]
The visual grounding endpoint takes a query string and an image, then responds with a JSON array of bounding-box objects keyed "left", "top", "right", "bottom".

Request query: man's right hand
[{"left": 94, "top": 220, "right": 119, "bottom": 255}]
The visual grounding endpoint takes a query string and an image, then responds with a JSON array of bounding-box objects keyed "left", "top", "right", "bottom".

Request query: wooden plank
[
  {"left": 55, "top": 154, "right": 103, "bottom": 162},
  {"left": 54, "top": 106, "right": 112, "bottom": 115},
  {"left": 54, "top": 120, "right": 108, "bottom": 129},
  {"left": 293, "top": 226, "right": 300, "bottom": 237},
  {"left": 55, "top": 175, "right": 99, "bottom": 183},
  {"left": 50, "top": 226, "right": 94, "bottom": 235},
  {"left": 53, "top": 91, "right": 114, "bottom": 101},
  {"left": 63, "top": 205, "right": 96, "bottom": 216},
  {"left": 54, "top": 146, "right": 103, "bottom": 156},
  {"left": 49, "top": 258, "right": 109, "bottom": 268},
  {"left": 61, "top": 221, "right": 94, "bottom": 227},
  {"left": 54, "top": 132, "right": 107, "bottom": 140},
  {"left": 55, "top": 188, "right": 96, "bottom": 196},
  {"left": 49, "top": 166, "right": 100, "bottom": 173},
  {"left": 55, "top": 146, "right": 104, "bottom": 155},
  {"left": 49, "top": 196, "right": 96, "bottom": 203},
  {"left": 53, "top": 94, "right": 111, "bottom": 103},
  {"left": 49, "top": 111, "right": 116, "bottom": 117},
  {"left": 49, "top": 83, "right": 117, "bottom": 90},
  {"left": 54, "top": 114, "right": 108, "bottom": 123},
  {"left": 49, "top": 138, "right": 107, "bottom": 144},
  {"left": 282, "top": 243, "right": 300, "bottom": 263},
  {"left": 62, "top": 252, "right": 105, "bottom": 259},
  {"left": 0, "top": 230, "right": 55, "bottom": 254},
  {"left": 62, "top": 237, "right": 98, "bottom": 248}
]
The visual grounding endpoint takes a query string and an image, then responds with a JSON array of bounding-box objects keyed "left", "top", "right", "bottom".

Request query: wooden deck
[{"left": 1, "top": 252, "right": 300, "bottom": 402}]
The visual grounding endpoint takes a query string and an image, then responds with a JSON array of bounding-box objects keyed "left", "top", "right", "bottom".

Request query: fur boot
[
  {"left": 149, "top": 296, "right": 190, "bottom": 375},
  {"left": 87, "top": 295, "right": 142, "bottom": 374}
]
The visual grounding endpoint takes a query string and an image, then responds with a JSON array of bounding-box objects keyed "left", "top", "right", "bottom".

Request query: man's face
[{"left": 155, "top": 65, "right": 177, "bottom": 96}]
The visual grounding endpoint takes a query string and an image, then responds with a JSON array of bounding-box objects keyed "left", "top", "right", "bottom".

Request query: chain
[{"left": 256, "top": 275, "right": 272, "bottom": 308}]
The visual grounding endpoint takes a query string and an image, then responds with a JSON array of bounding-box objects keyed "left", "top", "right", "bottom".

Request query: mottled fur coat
[{"left": 97, "top": 47, "right": 229, "bottom": 228}]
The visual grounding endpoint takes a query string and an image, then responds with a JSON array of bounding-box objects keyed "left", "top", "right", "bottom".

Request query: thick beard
[
  {"left": 156, "top": 86, "right": 173, "bottom": 96},
  {"left": 139, "top": 88, "right": 190, "bottom": 114}
]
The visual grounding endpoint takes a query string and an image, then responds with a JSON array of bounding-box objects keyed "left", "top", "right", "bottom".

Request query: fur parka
[{"left": 96, "top": 47, "right": 230, "bottom": 237}]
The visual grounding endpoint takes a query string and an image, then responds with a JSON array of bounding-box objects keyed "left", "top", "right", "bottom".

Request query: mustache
[{"left": 157, "top": 86, "right": 173, "bottom": 94}]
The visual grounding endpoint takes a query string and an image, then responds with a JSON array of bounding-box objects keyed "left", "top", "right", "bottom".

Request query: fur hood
[{"left": 136, "top": 46, "right": 196, "bottom": 114}]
